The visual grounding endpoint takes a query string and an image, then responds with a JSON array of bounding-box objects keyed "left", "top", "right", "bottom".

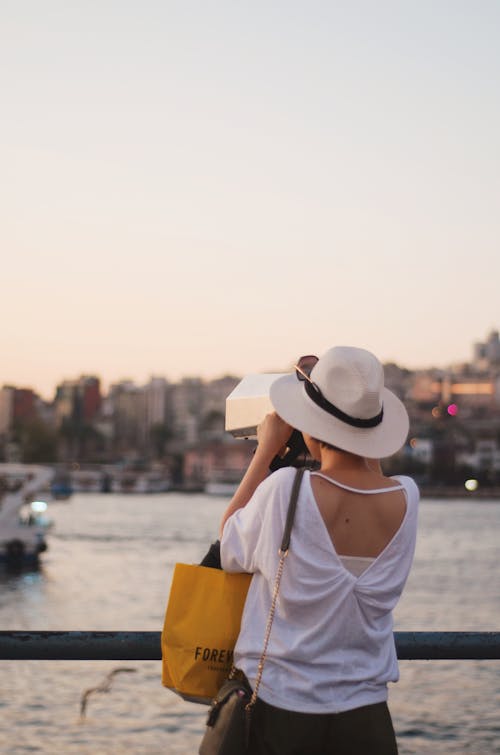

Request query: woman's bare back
[{"left": 310, "top": 472, "right": 407, "bottom": 559}]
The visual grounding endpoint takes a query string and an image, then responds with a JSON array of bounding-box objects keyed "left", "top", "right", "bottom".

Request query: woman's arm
[{"left": 219, "top": 413, "right": 293, "bottom": 536}]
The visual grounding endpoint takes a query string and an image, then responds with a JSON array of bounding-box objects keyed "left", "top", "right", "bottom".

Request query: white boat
[
  {"left": 70, "top": 469, "right": 105, "bottom": 493},
  {"left": 0, "top": 463, "right": 54, "bottom": 564},
  {"left": 110, "top": 471, "right": 171, "bottom": 494}
]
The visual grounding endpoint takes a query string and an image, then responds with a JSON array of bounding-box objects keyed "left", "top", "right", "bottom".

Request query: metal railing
[{"left": 1, "top": 631, "right": 499, "bottom": 661}]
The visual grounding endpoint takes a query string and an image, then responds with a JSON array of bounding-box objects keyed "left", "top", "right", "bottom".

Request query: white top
[{"left": 221, "top": 467, "right": 419, "bottom": 714}]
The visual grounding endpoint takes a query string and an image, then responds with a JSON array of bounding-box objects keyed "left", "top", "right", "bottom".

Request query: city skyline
[
  {"left": 3, "top": 326, "right": 499, "bottom": 402},
  {"left": 2, "top": 3, "right": 499, "bottom": 400}
]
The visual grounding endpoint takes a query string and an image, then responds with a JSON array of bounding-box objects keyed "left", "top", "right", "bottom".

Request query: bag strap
[
  {"left": 280, "top": 466, "right": 305, "bottom": 552},
  {"left": 245, "top": 467, "right": 305, "bottom": 711}
]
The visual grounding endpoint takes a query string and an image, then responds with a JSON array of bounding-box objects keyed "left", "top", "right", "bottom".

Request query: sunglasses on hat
[{"left": 294, "top": 355, "right": 319, "bottom": 383}]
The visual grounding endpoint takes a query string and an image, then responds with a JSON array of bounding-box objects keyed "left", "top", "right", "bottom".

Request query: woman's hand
[{"left": 255, "top": 412, "right": 293, "bottom": 462}]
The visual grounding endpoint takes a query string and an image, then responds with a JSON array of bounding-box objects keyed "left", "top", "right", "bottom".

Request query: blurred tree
[
  {"left": 13, "top": 419, "right": 58, "bottom": 463},
  {"left": 58, "top": 417, "right": 106, "bottom": 462}
]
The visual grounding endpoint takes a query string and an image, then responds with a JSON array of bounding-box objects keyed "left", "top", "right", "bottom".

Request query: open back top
[
  {"left": 311, "top": 472, "right": 406, "bottom": 576},
  {"left": 221, "top": 467, "right": 420, "bottom": 714}
]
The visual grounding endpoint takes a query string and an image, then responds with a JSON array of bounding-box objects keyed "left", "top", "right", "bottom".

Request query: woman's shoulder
[
  {"left": 257, "top": 467, "right": 304, "bottom": 508},
  {"left": 243, "top": 467, "right": 299, "bottom": 513},
  {"left": 390, "top": 474, "right": 420, "bottom": 503},
  {"left": 266, "top": 466, "right": 300, "bottom": 488}
]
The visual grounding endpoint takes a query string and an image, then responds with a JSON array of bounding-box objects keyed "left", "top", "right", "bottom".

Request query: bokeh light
[
  {"left": 464, "top": 479, "right": 479, "bottom": 492},
  {"left": 447, "top": 403, "right": 458, "bottom": 416}
]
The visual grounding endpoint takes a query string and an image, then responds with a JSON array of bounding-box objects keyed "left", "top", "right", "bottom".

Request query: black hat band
[{"left": 304, "top": 379, "right": 384, "bottom": 429}]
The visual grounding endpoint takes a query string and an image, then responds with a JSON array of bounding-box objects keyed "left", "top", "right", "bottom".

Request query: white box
[{"left": 225, "top": 374, "right": 286, "bottom": 437}]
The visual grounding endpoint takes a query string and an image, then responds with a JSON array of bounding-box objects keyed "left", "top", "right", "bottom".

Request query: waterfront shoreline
[{"left": 419, "top": 486, "right": 500, "bottom": 499}]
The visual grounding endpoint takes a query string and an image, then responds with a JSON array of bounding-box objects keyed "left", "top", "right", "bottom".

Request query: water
[{"left": 0, "top": 492, "right": 499, "bottom": 754}]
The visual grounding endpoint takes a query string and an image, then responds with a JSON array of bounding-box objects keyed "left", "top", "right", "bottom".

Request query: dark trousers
[{"left": 248, "top": 698, "right": 398, "bottom": 755}]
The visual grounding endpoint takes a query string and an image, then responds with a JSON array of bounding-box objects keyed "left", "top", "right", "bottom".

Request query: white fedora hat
[{"left": 269, "top": 346, "right": 409, "bottom": 458}]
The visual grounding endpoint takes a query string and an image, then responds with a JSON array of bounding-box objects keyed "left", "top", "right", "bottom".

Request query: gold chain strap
[{"left": 245, "top": 546, "right": 288, "bottom": 711}]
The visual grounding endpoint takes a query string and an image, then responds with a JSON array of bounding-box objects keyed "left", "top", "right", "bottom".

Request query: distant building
[
  {"left": 108, "top": 381, "right": 146, "bottom": 454},
  {"left": 408, "top": 437, "right": 433, "bottom": 465},
  {"left": 203, "top": 376, "right": 240, "bottom": 415},
  {"left": 409, "top": 369, "right": 498, "bottom": 415},
  {"left": 183, "top": 437, "right": 256, "bottom": 487},
  {"left": 457, "top": 439, "right": 500, "bottom": 476},
  {"left": 0, "top": 387, "right": 14, "bottom": 435},
  {"left": 169, "top": 378, "right": 204, "bottom": 445},
  {"left": 144, "top": 377, "right": 169, "bottom": 429},
  {"left": 54, "top": 376, "right": 101, "bottom": 427},
  {"left": 408, "top": 370, "right": 443, "bottom": 404},
  {"left": 473, "top": 330, "right": 500, "bottom": 368},
  {"left": 382, "top": 363, "right": 411, "bottom": 401},
  {"left": 199, "top": 375, "right": 240, "bottom": 440},
  {"left": 13, "top": 388, "right": 37, "bottom": 423},
  {"left": 0, "top": 386, "right": 39, "bottom": 433},
  {"left": 81, "top": 377, "right": 101, "bottom": 421}
]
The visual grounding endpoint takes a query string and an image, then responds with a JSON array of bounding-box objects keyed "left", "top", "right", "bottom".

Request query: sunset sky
[{"left": 2, "top": 1, "right": 499, "bottom": 398}]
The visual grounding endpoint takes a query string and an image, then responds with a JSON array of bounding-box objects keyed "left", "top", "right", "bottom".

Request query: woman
[{"left": 219, "top": 346, "right": 419, "bottom": 754}]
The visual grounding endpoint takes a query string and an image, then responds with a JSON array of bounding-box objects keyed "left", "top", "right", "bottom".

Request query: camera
[
  {"left": 225, "top": 374, "right": 284, "bottom": 438},
  {"left": 225, "top": 374, "right": 312, "bottom": 471}
]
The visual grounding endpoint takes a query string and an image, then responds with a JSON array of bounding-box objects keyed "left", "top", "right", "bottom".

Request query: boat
[
  {"left": 0, "top": 463, "right": 54, "bottom": 564},
  {"left": 110, "top": 470, "right": 171, "bottom": 494},
  {"left": 51, "top": 476, "right": 74, "bottom": 499},
  {"left": 69, "top": 468, "right": 105, "bottom": 493}
]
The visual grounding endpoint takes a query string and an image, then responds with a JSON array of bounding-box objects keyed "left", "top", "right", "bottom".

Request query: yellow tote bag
[{"left": 162, "top": 563, "right": 252, "bottom": 704}]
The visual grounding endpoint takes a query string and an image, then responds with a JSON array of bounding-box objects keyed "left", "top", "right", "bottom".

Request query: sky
[{"left": 2, "top": 1, "right": 499, "bottom": 399}]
